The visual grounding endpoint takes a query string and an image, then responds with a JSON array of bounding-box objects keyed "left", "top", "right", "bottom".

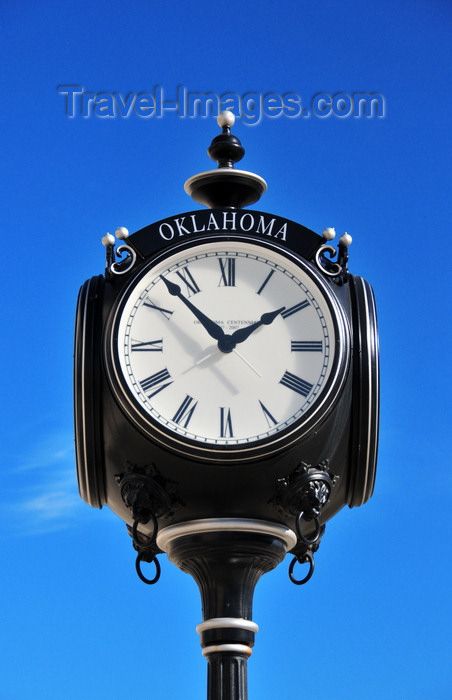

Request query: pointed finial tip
[
  {"left": 102, "top": 232, "right": 115, "bottom": 247},
  {"left": 217, "top": 110, "right": 235, "bottom": 129},
  {"left": 339, "top": 232, "right": 352, "bottom": 247}
]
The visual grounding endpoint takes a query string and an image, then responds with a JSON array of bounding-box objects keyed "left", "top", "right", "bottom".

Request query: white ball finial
[
  {"left": 217, "top": 110, "right": 235, "bottom": 129},
  {"left": 115, "top": 226, "right": 129, "bottom": 240},
  {"left": 339, "top": 232, "right": 352, "bottom": 247},
  {"left": 322, "top": 227, "right": 336, "bottom": 241},
  {"left": 101, "top": 233, "right": 115, "bottom": 247}
]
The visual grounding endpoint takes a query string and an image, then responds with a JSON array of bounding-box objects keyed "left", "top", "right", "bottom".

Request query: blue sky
[{"left": 1, "top": 1, "right": 451, "bottom": 698}]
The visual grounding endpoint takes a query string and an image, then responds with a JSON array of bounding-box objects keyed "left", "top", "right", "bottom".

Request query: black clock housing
[{"left": 74, "top": 209, "right": 379, "bottom": 540}]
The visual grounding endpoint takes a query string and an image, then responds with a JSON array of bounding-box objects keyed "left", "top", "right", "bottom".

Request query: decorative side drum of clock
[{"left": 74, "top": 111, "right": 379, "bottom": 700}]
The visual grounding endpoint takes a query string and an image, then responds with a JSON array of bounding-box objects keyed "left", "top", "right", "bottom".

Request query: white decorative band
[
  {"left": 202, "top": 644, "right": 253, "bottom": 658},
  {"left": 157, "top": 518, "right": 297, "bottom": 552},
  {"left": 196, "top": 618, "right": 259, "bottom": 635}
]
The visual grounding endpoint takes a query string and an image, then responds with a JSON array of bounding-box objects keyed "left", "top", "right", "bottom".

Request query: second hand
[
  {"left": 183, "top": 346, "right": 262, "bottom": 378},
  {"left": 233, "top": 349, "right": 262, "bottom": 377}
]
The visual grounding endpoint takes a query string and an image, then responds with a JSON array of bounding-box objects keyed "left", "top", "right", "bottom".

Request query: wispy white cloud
[
  {"left": 15, "top": 431, "right": 75, "bottom": 473},
  {"left": 20, "top": 472, "right": 81, "bottom": 529},
  {"left": 2, "top": 430, "right": 87, "bottom": 535}
]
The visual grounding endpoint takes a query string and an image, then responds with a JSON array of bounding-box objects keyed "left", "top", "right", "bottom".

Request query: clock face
[{"left": 109, "top": 238, "right": 349, "bottom": 460}]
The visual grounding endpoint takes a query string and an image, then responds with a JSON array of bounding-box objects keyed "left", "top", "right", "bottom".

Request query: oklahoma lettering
[{"left": 158, "top": 211, "right": 288, "bottom": 242}]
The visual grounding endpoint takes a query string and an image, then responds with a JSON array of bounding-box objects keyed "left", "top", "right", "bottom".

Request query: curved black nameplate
[{"left": 130, "top": 209, "right": 323, "bottom": 262}]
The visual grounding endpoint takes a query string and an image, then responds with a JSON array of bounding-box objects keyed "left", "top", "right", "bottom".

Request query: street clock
[{"left": 74, "top": 112, "right": 379, "bottom": 700}]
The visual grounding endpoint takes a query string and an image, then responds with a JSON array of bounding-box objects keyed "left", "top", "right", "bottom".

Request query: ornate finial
[
  {"left": 207, "top": 110, "right": 245, "bottom": 169},
  {"left": 184, "top": 112, "right": 267, "bottom": 209},
  {"left": 322, "top": 227, "right": 336, "bottom": 241},
  {"left": 101, "top": 226, "right": 139, "bottom": 279},
  {"left": 339, "top": 232, "right": 352, "bottom": 247},
  {"left": 101, "top": 232, "right": 115, "bottom": 247},
  {"left": 115, "top": 226, "right": 129, "bottom": 240},
  {"left": 315, "top": 229, "right": 352, "bottom": 282}
]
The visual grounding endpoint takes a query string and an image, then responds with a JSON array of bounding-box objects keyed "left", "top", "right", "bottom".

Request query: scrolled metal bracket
[
  {"left": 315, "top": 244, "right": 342, "bottom": 278},
  {"left": 101, "top": 226, "right": 141, "bottom": 279},
  {"left": 110, "top": 244, "right": 137, "bottom": 275},
  {"left": 315, "top": 228, "right": 352, "bottom": 283}
]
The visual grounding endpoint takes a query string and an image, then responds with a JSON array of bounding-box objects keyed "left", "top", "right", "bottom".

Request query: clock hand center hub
[{"left": 217, "top": 334, "right": 236, "bottom": 353}]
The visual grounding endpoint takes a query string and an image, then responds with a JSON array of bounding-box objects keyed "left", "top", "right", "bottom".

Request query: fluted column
[{"left": 206, "top": 648, "right": 249, "bottom": 700}]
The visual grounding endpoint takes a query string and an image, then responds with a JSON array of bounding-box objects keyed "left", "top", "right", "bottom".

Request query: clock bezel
[{"left": 104, "top": 234, "right": 351, "bottom": 463}]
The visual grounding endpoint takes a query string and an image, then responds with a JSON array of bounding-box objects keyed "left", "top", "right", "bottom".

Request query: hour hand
[
  {"left": 230, "top": 307, "right": 286, "bottom": 345},
  {"left": 161, "top": 276, "right": 225, "bottom": 342}
]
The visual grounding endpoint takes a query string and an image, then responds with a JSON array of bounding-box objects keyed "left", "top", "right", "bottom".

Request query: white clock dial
[{"left": 112, "top": 239, "right": 347, "bottom": 456}]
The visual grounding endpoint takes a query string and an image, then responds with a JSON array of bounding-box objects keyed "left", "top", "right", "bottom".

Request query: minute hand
[
  {"left": 229, "top": 307, "right": 286, "bottom": 345},
  {"left": 161, "top": 276, "right": 225, "bottom": 341}
]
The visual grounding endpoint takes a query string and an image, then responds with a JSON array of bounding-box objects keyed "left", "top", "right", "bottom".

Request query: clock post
[
  {"left": 158, "top": 520, "right": 294, "bottom": 700},
  {"left": 74, "top": 112, "right": 379, "bottom": 700}
]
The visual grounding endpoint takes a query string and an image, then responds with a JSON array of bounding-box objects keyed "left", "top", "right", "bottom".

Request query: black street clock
[
  {"left": 74, "top": 112, "right": 379, "bottom": 700},
  {"left": 75, "top": 217, "right": 377, "bottom": 525}
]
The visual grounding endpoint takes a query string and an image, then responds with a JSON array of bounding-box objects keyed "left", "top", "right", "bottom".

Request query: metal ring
[
  {"left": 132, "top": 514, "right": 158, "bottom": 549},
  {"left": 288, "top": 552, "right": 315, "bottom": 585},
  {"left": 135, "top": 552, "right": 161, "bottom": 585},
  {"left": 295, "top": 512, "right": 321, "bottom": 546}
]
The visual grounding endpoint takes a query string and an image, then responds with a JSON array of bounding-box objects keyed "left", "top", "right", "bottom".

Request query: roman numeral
[
  {"left": 140, "top": 368, "right": 173, "bottom": 398},
  {"left": 257, "top": 269, "right": 275, "bottom": 295},
  {"left": 281, "top": 300, "right": 310, "bottom": 318},
  {"left": 131, "top": 339, "right": 163, "bottom": 352},
  {"left": 175, "top": 265, "right": 201, "bottom": 296},
  {"left": 172, "top": 395, "right": 198, "bottom": 428},
  {"left": 291, "top": 341, "right": 322, "bottom": 352},
  {"left": 219, "top": 407, "right": 234, "bottom": 438},
  {"left": 279, "top": 371, "right": 313, "bottom": 397},
  {"left": 259, "top": 400, "right": 278, "bottom": 428},
  {"left": 143, "top": 298, "right": 173, "bottom": 320},
  {"left": 218, "top": 258, "right": 236, "bottom": 287}
]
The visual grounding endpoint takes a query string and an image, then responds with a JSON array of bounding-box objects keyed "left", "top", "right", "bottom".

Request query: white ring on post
[
  {"left": 196, "top": 618, "right": 259, "bottom": 635},
  {"left": 202, "top": 644, "right": 253, "bottom": 658},
  {"left": 156, "top": 518, "right": 297, "bottom": 552}
]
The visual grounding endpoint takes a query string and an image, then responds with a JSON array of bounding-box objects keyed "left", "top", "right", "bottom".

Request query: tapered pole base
[{"left": 157, "top": 519, "right": 296, "bottom": 700}]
